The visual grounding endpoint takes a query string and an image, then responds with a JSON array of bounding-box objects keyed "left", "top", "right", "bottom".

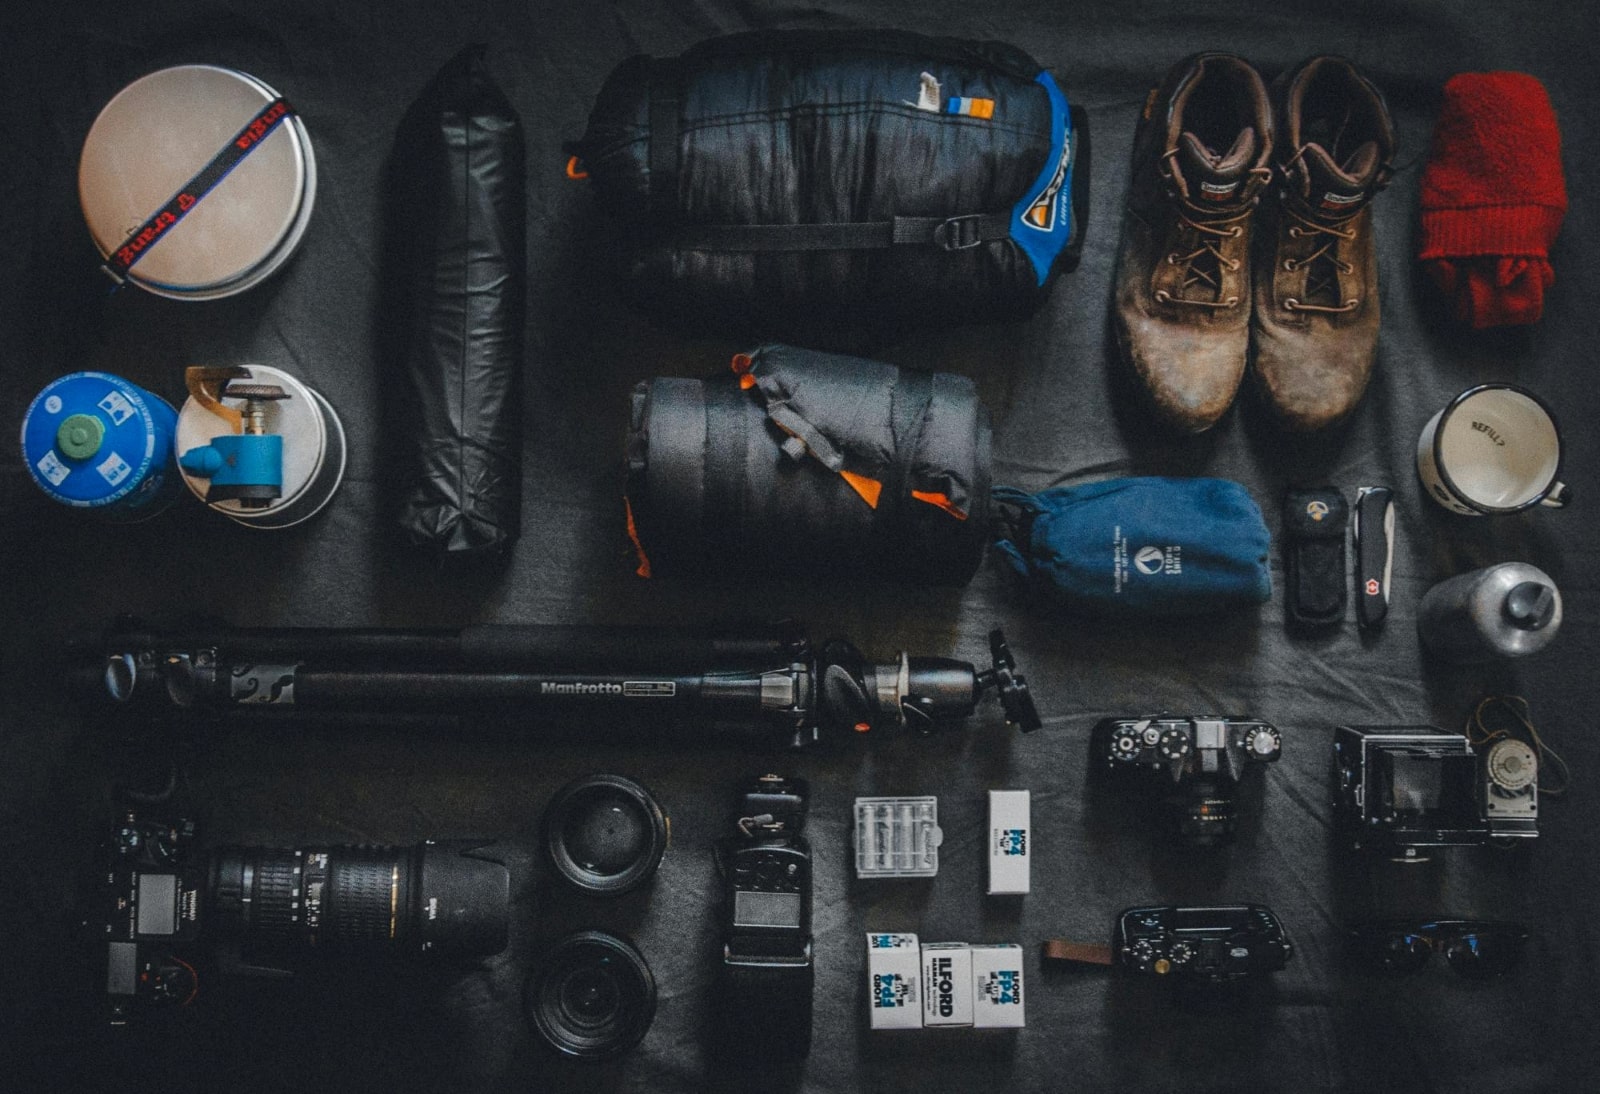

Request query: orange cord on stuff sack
[
  {"left": 623, "top": 496, "right": 652, "bottom": 578},
  {"left": 911, "top": 490, "right": 969, "bottom": 520}
]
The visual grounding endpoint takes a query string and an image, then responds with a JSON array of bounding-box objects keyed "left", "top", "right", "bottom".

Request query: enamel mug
[{"left": 1416, "top": 384, "right": 1569, "bottom": 516}]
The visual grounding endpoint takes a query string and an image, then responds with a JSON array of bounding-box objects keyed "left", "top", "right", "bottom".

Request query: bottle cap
[{"left": 1504, "top": 581, "right": 1557, "bottom": 631}]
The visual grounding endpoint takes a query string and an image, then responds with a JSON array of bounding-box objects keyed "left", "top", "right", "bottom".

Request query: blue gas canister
[{"left": 20, "top": 372, "right": 179, "bottom": 518}]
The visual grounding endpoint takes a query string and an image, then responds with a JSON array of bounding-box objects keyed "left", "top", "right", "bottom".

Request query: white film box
[
  {"left": 970, "top": 943, "right": 1026, "bottom": 1028},
  {"left": 987, "top": 790, "right": 1031, "bottom": 895},
  {"left": 920, "top": 943, "right": 974, "bottom": 1027},
  {"left": 867, "top": 932, "right": 923, "bottom": 1029}
]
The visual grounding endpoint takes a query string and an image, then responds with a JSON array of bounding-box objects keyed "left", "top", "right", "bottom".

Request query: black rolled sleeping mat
[
  {"left": 626, "top": 344, "right": 991, "bottom": 585},
  {"left": 389, "top": 46, "right": 526, "bottom": 558}
]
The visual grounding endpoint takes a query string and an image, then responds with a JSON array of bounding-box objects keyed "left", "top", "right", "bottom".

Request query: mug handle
[{"left": 1541, "top": 482, "right": 1571, "bottom": 509}]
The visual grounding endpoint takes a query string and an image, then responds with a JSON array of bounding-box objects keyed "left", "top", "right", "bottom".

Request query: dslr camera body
[
  {"left": 1093, "top": 715, "right": 1282, "bottom": 844},
  {"left": 96, "top": 811, "right": 206, "bottom": 1023},
  {"left": 1333, "top": 724, "right": 1538, "bottom": 857}
]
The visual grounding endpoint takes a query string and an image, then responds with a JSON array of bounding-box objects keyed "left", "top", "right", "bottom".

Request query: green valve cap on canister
[{"left": 56, "top": 414, "right": 106, "bottom": 460}]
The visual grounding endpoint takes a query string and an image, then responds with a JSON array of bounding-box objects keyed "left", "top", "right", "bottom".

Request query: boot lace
[
  {"left": 1280, "top": 205, "right": 1360, "bottom": 314},
  {"left": 1154, "top": 155, "right": 1269, "bottom": 310},
  {"left": 1276, "top": 141, "right": 1390, "bottom": 315}
]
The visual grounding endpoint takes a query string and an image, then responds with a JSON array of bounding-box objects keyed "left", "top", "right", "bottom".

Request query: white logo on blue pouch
[{"left": 1135, "top": 545, "right": 1183, "bottom": 576}]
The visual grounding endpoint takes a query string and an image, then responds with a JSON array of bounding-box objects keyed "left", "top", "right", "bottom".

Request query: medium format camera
[
  {"left": 1114, "top": 904, "right": 1293, "bottom": 982},
  {"left": 94, "top": 809, "right": 511, "bottom": 1023},
  {"left": 1333, "top": 725, "right": 1538, "bottom": 857},
  {"left": 1093, "top": 715, "right": 1282, "bottom": 844}
]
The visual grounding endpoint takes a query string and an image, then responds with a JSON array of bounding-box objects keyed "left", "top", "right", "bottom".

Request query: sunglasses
[{"left": 1348, "top": 920, "right": 1529, "bottom": 978}]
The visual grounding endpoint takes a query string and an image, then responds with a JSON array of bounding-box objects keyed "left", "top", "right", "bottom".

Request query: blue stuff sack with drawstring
[{"left": 992, "top": 478, "right": 1272, "bottom": 616}]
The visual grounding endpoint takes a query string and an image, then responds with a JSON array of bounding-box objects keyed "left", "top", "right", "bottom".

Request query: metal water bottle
[{"left": 1418, "top": 563, "right": 1562, "bottom": 663}]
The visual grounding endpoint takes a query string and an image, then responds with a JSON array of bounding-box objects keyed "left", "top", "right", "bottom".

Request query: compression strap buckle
[{"left": 932, "top": 214, "right": 990, "bottom": 251}]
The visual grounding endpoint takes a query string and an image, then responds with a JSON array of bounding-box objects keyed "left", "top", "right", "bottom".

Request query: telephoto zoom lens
[{"left": 207, "top": 840, "right": 510, "bottom": 957}]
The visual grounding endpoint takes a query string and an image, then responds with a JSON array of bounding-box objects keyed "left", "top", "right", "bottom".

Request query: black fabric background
[{"left": 2, "top": 2, "right": 1597, "bottom": 1091}]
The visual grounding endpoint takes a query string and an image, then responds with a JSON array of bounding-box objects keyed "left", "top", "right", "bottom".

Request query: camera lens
[
  {"left": 526, "top": 931, "right": 657, "bottom": 1060},
  {"left": 207, "top": 841, "right": 509, "bottom": 957},
  {"left": 543, "top": 775, "right": 668, "bottom": 896},
  {"left": 1174, "top": 777, "right": 1235, "bottom": 845}
]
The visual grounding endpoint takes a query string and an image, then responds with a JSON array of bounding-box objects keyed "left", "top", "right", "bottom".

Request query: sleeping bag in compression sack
[
  {"left": 568, "top": 29, "right": 1088, "bottom": 334},
  {"left": 626, "top": 344, "right": 992, "bottom": 585}
]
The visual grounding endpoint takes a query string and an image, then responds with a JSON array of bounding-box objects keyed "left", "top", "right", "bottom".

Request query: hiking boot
[
  {"left": 1114, "top": 53, "right": 1274, "bottom": 433},
  {"left": 1252, "top": 56, "right": 1396, "bottom": 431}
]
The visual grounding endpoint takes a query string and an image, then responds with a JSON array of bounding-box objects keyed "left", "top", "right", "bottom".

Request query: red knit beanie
[{"left": 1419, "top": 72, "right": 1567, "bottom": 327}]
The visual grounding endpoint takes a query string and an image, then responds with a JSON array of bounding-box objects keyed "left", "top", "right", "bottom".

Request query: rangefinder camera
[
  {"left": 1093, "top": 715, "right": 1282, "bottom": 844},
  {"left": 1114, "top": 904, "right": 1293, "bottom": 982}
]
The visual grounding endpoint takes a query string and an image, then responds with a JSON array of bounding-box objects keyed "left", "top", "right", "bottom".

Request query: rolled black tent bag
[
  {"left": 569, "top": 30, "right": 1089, "bottom": 334},
  {"left": 390, "top": 46, "right": 526, "bottom": 558},
  {"left": 626, "top": 344, "right": 991, "bottom": 585}
]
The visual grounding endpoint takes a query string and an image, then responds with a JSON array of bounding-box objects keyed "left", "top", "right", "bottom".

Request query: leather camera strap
[{"left": 1041, "top": 939, "right": 1114, "bottom": 966}]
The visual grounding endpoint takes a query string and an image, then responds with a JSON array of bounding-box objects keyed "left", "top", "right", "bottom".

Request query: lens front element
[
  {"left": 543, "top": 775, "right": 669, "bottom": 896},
  {"left": 527, "top": 931, "right": 657, "bottom": 1060}
]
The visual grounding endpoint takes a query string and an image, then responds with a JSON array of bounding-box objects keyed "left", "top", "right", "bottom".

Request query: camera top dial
[
  {"left": 1243, "top": 724, "right": 1282, "bottom": 760},
  {"left": 1157, "top": 727, "right": 1192, "bottom": 762}
]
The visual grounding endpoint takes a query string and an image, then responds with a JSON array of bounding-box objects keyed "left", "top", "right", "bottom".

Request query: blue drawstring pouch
[{"left": 992, "top": 478, "right": 1272, "bottom": 616}]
